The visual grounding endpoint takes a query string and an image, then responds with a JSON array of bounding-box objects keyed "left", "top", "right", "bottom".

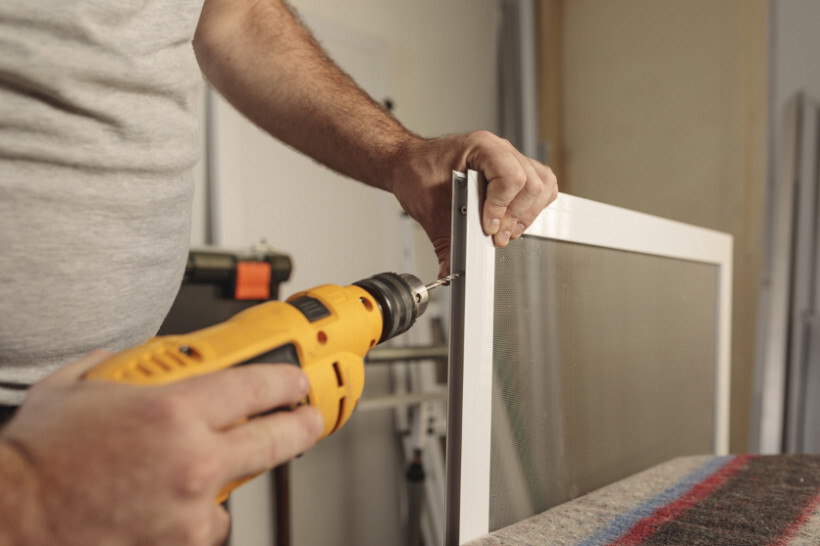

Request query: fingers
[
  {"left": 167, "top": 364, "right": 321, "bottom": 488},
  {"left": 476, "top": 145, "right": 530, "bottom": 239},
  {"left": 498, "top": 159, "right": 557, "bottom": 242},
  {"left": 431, "top": 235, "right": 451, "bottom": 278},
  {"left": 174, "top": 363, "right": 311, "bottom": 429},
  {"left": 221, "top": 404, "right": 323, "bottom": 477},
  {"left": 486, "top": 158, "right": 556, "bottom": 246},
  {"left": 206, "top": 504, "right": 232, "bottom": 546},
  {"left": 437, "top": 255, "right": 450, "bottom": 279},
  {"left": 189, "top": 365, "right": 322, "bottom": 486},
  {"left": 171, "top": 504, "right": 230, "bottom": 546},
  {"left": 467, "top": 131, "right": 558, "bottom": 247}
]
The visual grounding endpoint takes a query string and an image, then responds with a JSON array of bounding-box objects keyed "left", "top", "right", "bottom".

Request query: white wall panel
[{"left": 203, "top": 4, "right": 502, "bottom": 546}]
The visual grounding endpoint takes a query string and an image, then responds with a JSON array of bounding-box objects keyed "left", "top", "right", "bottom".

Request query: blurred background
[{"left": 184, "top": 1, "right": 820, "bottom": 544}]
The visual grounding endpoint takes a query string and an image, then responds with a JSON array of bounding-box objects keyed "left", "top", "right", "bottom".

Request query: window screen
[{"left": 488, "top": 236, "right": 718, "bottom": 531}]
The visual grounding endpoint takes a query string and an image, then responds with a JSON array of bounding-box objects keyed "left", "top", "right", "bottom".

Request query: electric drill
[{"left": 84, "top": 271, "right": 454, "bottom": 499}]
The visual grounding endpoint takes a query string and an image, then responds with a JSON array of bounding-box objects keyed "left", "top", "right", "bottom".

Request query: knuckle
[
  {"left": 242, "top": 418, "right": 285, "bottom": 468},
  {"left": 549, "top": 181, "right": 559, "bottom": 202},
  {"left": 176, "top": 511, "right": 215, "bottom": 546},
  {"left": 508, "top": 169, "right": 527, "bottom": 191},
  {"left": 468, "top": 130, "right": 511, "bottom": 152},
  {"left": 175, "top": 454, "right": 223, "bottom": 498},
  {"left": 545, "top": 167, "right": 558, "bottom": 191},
  {"left": 488, "top": 197, "right": 509, "bottom": 209},
  {"left": 521, "top": 209, "right": 540, "bottom": 226},
  {"left": 527, "top": 164, "right": 558, "bottom": 203},
  {"left": 243, "top": 371, "right": 273, "bottom": 406},
  {"left": 530, "top": 162, "right": 554, "bottom": 184},
  {"left": 264, "top": 436, "right": 288, "bottom": 467},
  {"left": 267, "top": 412, "right": 320, "bottom": 466},
  {"left": 143, "top": 393, "right": 190, "bottom": 424},
  {"left": 470, "top": 129, "right": 495, "bottom": 143},
  {"left": 522, "top": 176, "right": 543, "bottom": 197}
]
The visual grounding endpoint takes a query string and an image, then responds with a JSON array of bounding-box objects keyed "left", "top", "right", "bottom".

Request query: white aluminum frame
[{"left": 445, "top": 170, "right": 733, "bottom": 545}]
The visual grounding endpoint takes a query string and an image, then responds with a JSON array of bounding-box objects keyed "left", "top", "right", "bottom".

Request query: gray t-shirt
[{"left": 0, "top": 1, "right": 206, "bottom": 403}]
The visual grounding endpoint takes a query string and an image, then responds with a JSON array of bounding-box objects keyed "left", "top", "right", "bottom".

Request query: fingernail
[
  {"left": 488, "top": 218, "right": 500, "bottom": 234},
  {"left": 512, "top": 222, "right": 526, "bottom": 238},
  {"left": 299, "top": 372, "right": 310, "bottom": 394},
  {"left": 498, "top": 230, "right": 511, "bottom": 246}
]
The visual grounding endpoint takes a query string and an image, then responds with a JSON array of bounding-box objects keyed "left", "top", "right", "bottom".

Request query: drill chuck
[{"left": 354, "top": 272, "right": 429, "bottom": 344}]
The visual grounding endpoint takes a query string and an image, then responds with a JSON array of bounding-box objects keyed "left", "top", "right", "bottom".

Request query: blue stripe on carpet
[{"left": 577, "top": 455, "right": 734, "bottom": 546}]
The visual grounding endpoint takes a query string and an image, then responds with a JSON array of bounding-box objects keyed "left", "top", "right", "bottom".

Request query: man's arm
[
  {"left": 193, "top": 0, "right": 557, "bottom": 275},
  {"left": 193, "top": 0, "right": 409, "bottom": 191},
  {"left": 0, "top": 351, "right": 323, "bottom": 545}
]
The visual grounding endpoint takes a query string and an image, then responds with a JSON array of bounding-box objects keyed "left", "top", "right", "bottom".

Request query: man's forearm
[
  {"left": 194, "top": 0, "right": 558, "bottom": 273},
  {"left": 194, "top": 0, "right": 419, "bottom": 193}
]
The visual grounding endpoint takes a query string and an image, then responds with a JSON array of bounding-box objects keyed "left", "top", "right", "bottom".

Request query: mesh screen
[{"left": 489, "top": 236, "right": 718, "bottom": 531}]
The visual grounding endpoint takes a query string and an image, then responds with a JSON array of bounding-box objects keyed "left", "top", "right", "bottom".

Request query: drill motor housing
[
  {"left": 85, "top": 272, "right": 429, "bottom": 437},
  {"left": 84, "top": 272, "right": 431, "bottom": 500}
]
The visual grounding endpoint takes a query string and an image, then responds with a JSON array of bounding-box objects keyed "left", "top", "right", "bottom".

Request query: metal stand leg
[{"left": 273, "top": 463, "right": 291, "bottom": 546}]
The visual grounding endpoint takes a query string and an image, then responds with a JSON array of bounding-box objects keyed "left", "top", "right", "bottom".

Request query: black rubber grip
[
  {"left": 241, "top": 343, "right": 301, "bottom": 367},
  {"left": 289, "top": 296, "right": 331, "bottom": 323},
  {"left": 239, "top": 343, "right": 305, "bottom": 415}
]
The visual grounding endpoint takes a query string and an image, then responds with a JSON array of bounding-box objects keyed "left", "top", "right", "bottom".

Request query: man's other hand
[
  {"left": 0, "top": 350, "right": 323, "bottom": 546},
  {"left": 390, "top": 131, "right": 558, "bottom": 277}
]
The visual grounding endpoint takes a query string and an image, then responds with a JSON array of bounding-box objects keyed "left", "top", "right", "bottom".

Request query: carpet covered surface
[{"left": 465, "top": 454, "right": 820, "bottom": 545}]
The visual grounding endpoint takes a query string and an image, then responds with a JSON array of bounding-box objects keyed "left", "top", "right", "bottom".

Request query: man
[{"left": 0, "top": 0, "right": 557, "bottom": 543}]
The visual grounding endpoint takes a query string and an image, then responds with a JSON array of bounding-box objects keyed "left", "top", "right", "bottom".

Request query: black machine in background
[
  {"left": 160, "top": 247, "right": 293, "bottom": 334},
  {"left": 158, "top": 247, "right": 294, "bottom": 546}
]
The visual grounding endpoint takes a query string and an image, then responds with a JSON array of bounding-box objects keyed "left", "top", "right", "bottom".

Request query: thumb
[
  {"left": 38, "top": 349, "right": 115, "bottom": 386},
  {"left": 432, "top": 237, "right": 451, "bottom": 278},
  {"left": 437, "top": 256, "right": 450, "bottom": 279}
]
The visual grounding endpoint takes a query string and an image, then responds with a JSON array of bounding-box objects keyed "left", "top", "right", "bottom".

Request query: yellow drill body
[
  {"left": 83, "top": 272, "right": 434, "bottom": 501},
  {"left": 85, "top": 282, "right": 382, "bottom": 438}
]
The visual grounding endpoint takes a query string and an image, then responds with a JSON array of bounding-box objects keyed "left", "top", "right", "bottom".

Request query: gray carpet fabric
[{"left": 465, "top": 454, "right": 820, "bottom": 545}]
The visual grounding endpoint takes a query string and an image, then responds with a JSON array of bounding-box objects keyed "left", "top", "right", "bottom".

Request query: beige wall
[
  {"left": 290, "top": 0, "right": 500, "bottom": 139},
  {"left": 539, "top": 0, "right": 769, "bottom": 453}
]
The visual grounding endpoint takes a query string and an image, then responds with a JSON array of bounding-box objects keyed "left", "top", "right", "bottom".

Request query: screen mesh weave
[{"left": 489, "top": 236, "right": 718, "bottom": 531}]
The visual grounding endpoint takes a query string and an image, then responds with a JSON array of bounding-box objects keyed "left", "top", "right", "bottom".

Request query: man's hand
[
  {"left": 389, "top": 132, "right": 558, "bottom": 277},
  {"left": 0, "top": 350, "right": 323, "bottom": 546}
]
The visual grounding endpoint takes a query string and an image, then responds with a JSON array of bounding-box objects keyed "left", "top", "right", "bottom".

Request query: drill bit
[{"left": 425, "top": 273, "right": 461, "bottom": 292}]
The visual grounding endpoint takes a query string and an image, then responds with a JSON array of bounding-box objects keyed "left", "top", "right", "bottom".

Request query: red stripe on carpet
[
  {"left": 609, "top": 454, "right": 755, "bottom": 545},
  {"left": 772, "top": 491, "right": 820, "bottom": 546}
]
